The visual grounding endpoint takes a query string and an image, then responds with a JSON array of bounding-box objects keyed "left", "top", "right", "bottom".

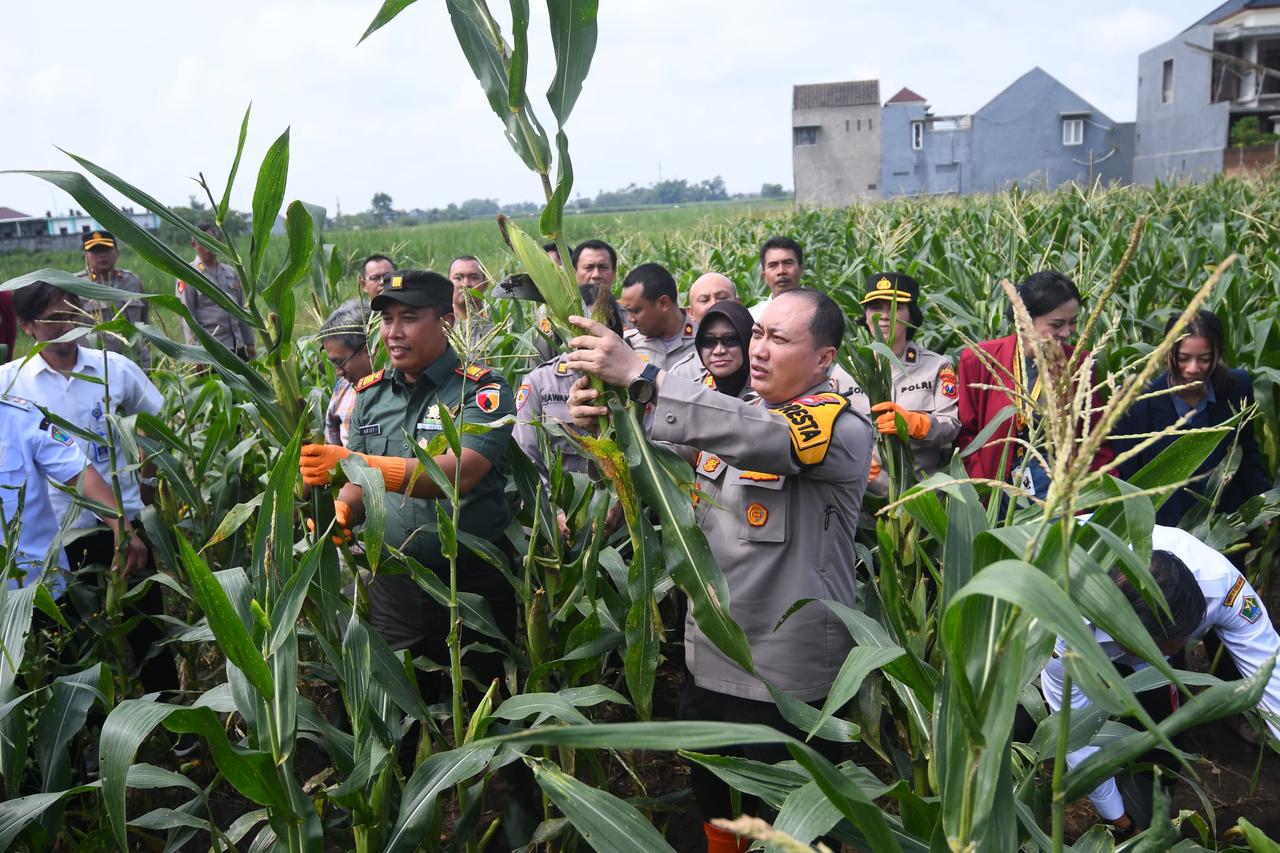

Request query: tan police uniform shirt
[
  {"left": 650, "top": 375, "right": 873, "bottom": 702},
  {"left": 76, "top": 268, "right": 151, "bottom": 368},
  {"left": 176, "top": 259, "right": 256, "bottom": 353},
  {"left": 846, "top": 342, "right": 960, "bottom": 486},
  {"left": 513, "top": 353, "right": 591, "bottom": 487},
  {"left": 623, "top": 312, "right": 697, "bottom": 370}
]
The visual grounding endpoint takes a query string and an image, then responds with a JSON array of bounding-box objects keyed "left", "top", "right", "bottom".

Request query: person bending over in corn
[
  {"left": 566, "top": 288, "right": 873, "bottom": 853},
  {"left": 1039, "top": 525, "right": 1280, "bottom": 836}
]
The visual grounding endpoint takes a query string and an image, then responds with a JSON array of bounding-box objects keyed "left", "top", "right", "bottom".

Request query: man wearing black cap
[
  {"left": 76, "top": 230, "right": 151, "bottom": 368},
  {"left": 297, "top": 270, "right": 517, "bottom": 681},
  {"left": 851, "top": 272, "right": 960, "bottom": 491}
]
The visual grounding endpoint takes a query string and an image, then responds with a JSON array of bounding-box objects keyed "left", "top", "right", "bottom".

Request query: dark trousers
[
  {"left": 368, "top": 545, "right": 517, "bottom": 703},
  {"left": 64, "top": 527, "right": 180, "bottom": 697},
  {"left": 679, "top": 678, "right": 845, "bottom": 822}
]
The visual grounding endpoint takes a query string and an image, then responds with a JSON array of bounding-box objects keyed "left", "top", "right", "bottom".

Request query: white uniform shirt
[
  {"left": 1040, "top": 524, "right": 1280, "bottom": 819},
  {"left": 748, "top": 297, "right": 771, "bottom": 321},
  {"left": 0, "top": 347, "right": 162, "bottom": 528},
  {"left": 0, "top": 395, "right": 88, "bottom": 596}
]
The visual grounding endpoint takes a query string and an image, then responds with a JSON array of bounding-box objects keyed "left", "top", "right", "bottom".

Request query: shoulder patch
[
  {"left": 939, "top": 366, "right": 958, "bottom": 399},
  {"left": 538, "top": 316, "right": 553, "bottom": 335},
  {"left": 0, "top": 395, "right": 32, "bottom": 411},
  {"left": 516, "top": 383, "right": 531, "bottom": 410},
  {"left": 355, "top": 369, "right": 385, "bottom": 392},
  {"left": 456, "top": 364, "right": 493, "bottom": 382},
  {"left": 1223, "top": 574, "right": 1246, "bottom": 608},
  {"left": 684, "top": 322, "right": 695, "bottom": 336},
  {"left": 774, "top": 392, "right": 850, "bottom": 467},
  {"left": 475, "top": 384, "right": 502, "bottom": 413},
  {"left": 1240, "top": 595, "right": 1263, "bottom": 623}
]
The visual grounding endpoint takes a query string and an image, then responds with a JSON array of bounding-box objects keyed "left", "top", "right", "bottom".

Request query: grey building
[
  {"left": 1134, "top": 0, "right": 1280, "bottom": 184},
  {"left": 792, "top": 80, "right": 882, "bottom": 206},
  {"left": 879, "top": 69, "right": 1132, "bottom": 198}
]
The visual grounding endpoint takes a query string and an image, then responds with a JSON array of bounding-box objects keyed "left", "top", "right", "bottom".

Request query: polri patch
[
  {"left": 516, "top": 383, "right": 531, "bottom": 410},
  {"left": 1240, "top": 595, "right": 1263, "bottom": 623},
  {"left": 746, "top": 502, "right": 769, "bottom": 527},
  {"left": 357, "top": 423, "right": 382, "bottom": 436}
]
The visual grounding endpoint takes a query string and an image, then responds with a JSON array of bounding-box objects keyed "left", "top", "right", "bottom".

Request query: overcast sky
[{"left": 2, "top": 0, "right": 1212, "bottom": 218}]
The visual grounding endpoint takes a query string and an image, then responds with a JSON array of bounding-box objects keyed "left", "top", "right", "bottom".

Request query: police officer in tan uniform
[
  {"left": 618, "top": 263, "right": 697, "bottom": 369},
  {"left": 565, "top": 288, "right": 872, "bottom": 853},
  {"left": 76, "top": 230, "right": 151, "bottom": 368},
  {"left": 851, "top": 272, "right": 960, "bottom": 492},
  {"left": 176, "top": 224, "right": 256, "bottom": 360}
]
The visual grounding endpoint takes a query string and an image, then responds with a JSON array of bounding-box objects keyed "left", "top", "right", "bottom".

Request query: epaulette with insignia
[
  {"left": 905, "top": 346, "right": 918, "bottom": 364},
  {"left": 455, "top": 364, "right": 493, "bottom": 382},
  {"left": 0, "top": 394, "right": 32, "bottom": 411},
  {"left": 684, "top": 322, "right": 694, "bottom": 336},
  {"left": 773, "top": 392, "right": 850, "bottom": 467},
  {"left": 355, "top": 369, "right": 386, "bottom": 392}
]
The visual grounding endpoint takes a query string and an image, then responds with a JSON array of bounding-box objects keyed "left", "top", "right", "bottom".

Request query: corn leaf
[{"left": 531, "top": 760, "right": 676, "bottom": 853}]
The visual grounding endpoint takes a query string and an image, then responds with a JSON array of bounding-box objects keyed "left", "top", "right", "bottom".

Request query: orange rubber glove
[
  {"left": 306, "top": 499, "right": 353, "bottom": 546},
  {"left": 871, "top": 401, "right": 931, "bottom": 440},
  {"left": 300, "top": 444, "right": 410, "bottom": 493},
  {"left": 868, "top": 456, "right": 881, "bottom": 483}
]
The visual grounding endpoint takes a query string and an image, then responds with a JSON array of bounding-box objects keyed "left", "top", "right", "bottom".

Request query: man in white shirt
[
  {"left": 1040, "top": 524, "right": 1280, "bottom": 833},
  {"left": 5, "top": 280, "right": 174, "bottom": 696}
]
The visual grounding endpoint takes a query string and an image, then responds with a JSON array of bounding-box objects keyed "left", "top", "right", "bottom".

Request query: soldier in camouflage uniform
[
  {"left": 565, "top": 288, "right": 872, "bottom": 853},
  {"left": 299, "top": 270, "right": 516, "bottom": 675},
  {"left": 76, "top": 230, "right": 151, "bottom": 368},
  {"left": 849, "top": 272, "right": 960, "bottom": 493}
]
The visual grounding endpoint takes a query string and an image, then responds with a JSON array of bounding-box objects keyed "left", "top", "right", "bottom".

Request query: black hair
[
  {"left": 571, "top": 239, "right": 617, "bottom": 271},
  {"left": 1114, "top": 550, "right": 1206, "bottom": 646},
  {"left": 542, "top": 241, "right": 560, "bottom": 255},
  {"left": 362, "top": 254, "right": 397, "bottom": 276},
  {"left": 319, "top": 298, "right": 373, "bottom": 352},
  {"left": 622, "top": 263, "right": 678, "bottom": 304},
  {"left": 579, "top": 283, "right": 625, "bottom": 338},
  {"left": 1165, "top": 308, "right": 1233, "bottom": 399},
  {"left": 1007, "top": 270, "right": 1082, "bottom": 322},
  {"left": 14, "top": 280, "right": 80, "bottom": 323},
  {"left": 777, "top": 288, "right": 844, "bottom": 350},
  {"left": 451, "top": 255, "right": 480, "bottom": 266},
  {"left": 197, "top": 223, "right": 222, "bottom": 239},
  {"left": 759, "top": 236, "right": 804, "bottom": 269}
]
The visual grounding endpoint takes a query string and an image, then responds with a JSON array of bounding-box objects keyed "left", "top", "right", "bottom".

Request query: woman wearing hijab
[{"left": 687, "top": 299, "right": 754, "bottom": 398}]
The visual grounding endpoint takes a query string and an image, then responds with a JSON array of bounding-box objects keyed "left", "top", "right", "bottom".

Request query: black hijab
[{"left": 695, "top": 300, "right": 754, "bottom": 398}]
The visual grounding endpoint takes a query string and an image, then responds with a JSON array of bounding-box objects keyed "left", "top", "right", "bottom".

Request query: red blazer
[{"left": 956, "top": 334, "right": 1113, "bottom": 483}]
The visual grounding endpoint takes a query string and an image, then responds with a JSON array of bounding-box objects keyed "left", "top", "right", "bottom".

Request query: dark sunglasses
[{"left": 698, "top": 333, "right": 742, "bottom": 351}]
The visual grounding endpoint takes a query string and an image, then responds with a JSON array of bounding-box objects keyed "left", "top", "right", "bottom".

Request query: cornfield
[{"left": 1, "top": 2, "right": 1279, "bottom": 852}]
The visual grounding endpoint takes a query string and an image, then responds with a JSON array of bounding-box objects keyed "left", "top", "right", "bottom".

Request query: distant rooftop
[
  {"left": 886, "top": 86, "right": 927, "bottom": 105},
  {"left": 793, "top": 80, "right": 880, "bottom": 110},
  {"left": 1189, "top": 0, "right": 1280, "bottom": 29},
  {"left": 0, "top": 207, "right": 31, "bottom": 221}
]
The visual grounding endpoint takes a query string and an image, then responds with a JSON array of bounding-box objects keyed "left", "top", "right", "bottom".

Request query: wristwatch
[{"left": 627, "top": 363, "right": 661, "bottom": 404}]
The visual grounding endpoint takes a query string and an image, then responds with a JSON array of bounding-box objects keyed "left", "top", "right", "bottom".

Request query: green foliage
[{"left": 1230, "top": 116, "right": 1279, "bottom": 148}]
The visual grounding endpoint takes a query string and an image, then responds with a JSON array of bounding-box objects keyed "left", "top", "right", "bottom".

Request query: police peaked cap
[
  {"left": 861, "top": 272, "right": 921, "bottom": 306},
  {"left": 83, "top": 230, "right": 117, "bottom": 250}
]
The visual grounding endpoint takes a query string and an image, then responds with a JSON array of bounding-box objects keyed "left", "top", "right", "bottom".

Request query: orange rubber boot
[{"left": 704, "top": 821, "right": 748, "bottom": 853}]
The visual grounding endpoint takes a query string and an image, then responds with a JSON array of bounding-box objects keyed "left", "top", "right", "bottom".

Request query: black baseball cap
[
  {"left": 370, "top": 270, "right": 455, "bottom": 312},
  {"left": 83, "top": 230, "right": 117, "bottom": 251},
  {"left": 861, "top": 272, "right": 920, "bottom": 306}
]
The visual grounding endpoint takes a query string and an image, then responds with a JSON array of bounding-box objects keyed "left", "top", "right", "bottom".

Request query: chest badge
[
  {"left": 745, "top": 503, "right": 769, "bottom": 527},
  {"left": 418, "top": 404, "right": 443, "bottom": 432}
]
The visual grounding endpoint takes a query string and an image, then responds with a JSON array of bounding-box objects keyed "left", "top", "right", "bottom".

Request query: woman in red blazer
[{"left": 956, "top": 271, "right": 1114, "bottom": 497}]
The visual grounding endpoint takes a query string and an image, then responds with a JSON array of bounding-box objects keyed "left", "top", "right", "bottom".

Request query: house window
[
  {"left": 845, "top": 120, "right": 849, "bottom": 131},
  {"left": 911, "top": 121, "right": 923, "bottom": 150},
  {"left": 857, "top": 119, "right": 862, "bottom": 131},
  {"left": 1062, "top": 118, "right": 1084, "bottom": 146},
  {"left": 1162, "top": 59, "right": 1174, "bottom": 103},
  {"left": 868, "top": 118, "right": 873, "bottom": 131},
  {"left": 794, "top": 126, "right": 818, "bottom": 146}
]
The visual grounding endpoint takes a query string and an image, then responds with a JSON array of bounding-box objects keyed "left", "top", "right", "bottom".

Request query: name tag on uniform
[
  {"left": 417, "top": 420, "right": 442, "bottom": 432},
  {"left": 357, "top": 424, "right": 381, "bottom": 436}
]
